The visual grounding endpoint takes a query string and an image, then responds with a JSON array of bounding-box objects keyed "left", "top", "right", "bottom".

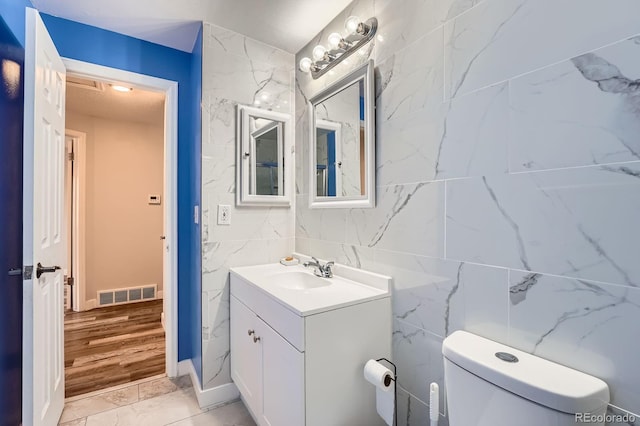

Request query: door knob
[{"left": 36, "top": 262, "right": 60, "bottom": 279}]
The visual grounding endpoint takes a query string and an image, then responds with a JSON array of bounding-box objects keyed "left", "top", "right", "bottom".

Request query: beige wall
[{"left": 66, "top": 112, "right": 164, "bottom": 304}]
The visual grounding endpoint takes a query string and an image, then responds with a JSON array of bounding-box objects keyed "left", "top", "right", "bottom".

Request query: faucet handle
[
  {"left": 325, "top": 261, "right": 335, "bottom": 267},
  {"left": 311, "top": 256, "right": 320, "bottom": 265}
]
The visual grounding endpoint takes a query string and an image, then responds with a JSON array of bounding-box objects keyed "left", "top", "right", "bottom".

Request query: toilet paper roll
[
  {"left": 364, "top": 360, "right": 395, "bottom": 426},
  {"left": 364, "top": 359, "right": 393, "bottom": 391}
]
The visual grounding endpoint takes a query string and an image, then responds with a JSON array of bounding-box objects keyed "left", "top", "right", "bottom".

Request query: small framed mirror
[
  {"left": 236, "top": 105, "right": 291, "bottom": 207},
  {"left": 309, "top": 60, "right": 375, "bottom": 208}
]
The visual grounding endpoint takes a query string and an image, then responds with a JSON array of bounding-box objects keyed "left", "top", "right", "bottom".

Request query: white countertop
[{"left": 230, "top": 262, "right": 391, "bottom": 316}]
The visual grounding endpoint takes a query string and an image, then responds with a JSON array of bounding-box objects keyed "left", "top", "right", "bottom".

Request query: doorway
[{"left": 61, "top": 60, "right": 179, "bottom": 396}]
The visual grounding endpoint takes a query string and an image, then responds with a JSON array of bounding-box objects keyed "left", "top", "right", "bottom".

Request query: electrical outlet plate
[{"left": 218, "top": 205, "right": 231, "bottom": 225}]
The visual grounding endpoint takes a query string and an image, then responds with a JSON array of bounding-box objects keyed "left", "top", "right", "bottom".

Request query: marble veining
[
  {"left": 577, "top": 224, "right": 634, "bottom": 288},
  {"left": 445, "top": 0, "right": 640, "bottom": 100},
  {"left": 369, "top": 182, "right": 426, "bottom": 247},
  {"left": 510, "top": 36, "right": 640, "bottom": 171},
  {"left": 347, "top": 182, "right": 445, "bottom": 258},
  {"left": 376, "top": 27, "right": 444, "bottom": 123},
  {"left": 509, "top": 273, "right": 540, "bottom": 304},
  {"left": 571, "top": 52, "right": 640, "bottom": 95},
  {"left": 293, "top": 0, "right": 640, "bottom": 422},
  {"left": 509, "top": 271, "right": 640, "bottom": 411},
  {"left": 201, "top": 22, "right": 294, "bottom": 390},
  {"left": 447, "top": 1, "right": 525, "bottom": 99},
  {"left": 443, "top": 264, "right": 463, "bottom": 336},
  {"left": 447, "top": 164, "right": 640, "bottom": 287},
  {"left": 377, "top": 81, "right": 508, "bottom": 186},
  {"left": 481, "top": 176, "right": 530, "bottom": 270},
  {"left": 393, "top": 319, "right": 446, "bottom": 415}
]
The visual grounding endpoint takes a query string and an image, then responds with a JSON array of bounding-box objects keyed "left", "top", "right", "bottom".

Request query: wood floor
[{"left": 64, "top": 300, "right": 165, "bottom": 398}]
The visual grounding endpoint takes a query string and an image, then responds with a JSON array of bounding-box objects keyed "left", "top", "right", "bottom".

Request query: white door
[
  {"left": 230, "top": 296, "right": 262, "bottom": 412},
  {"left": 23, "top": 8, "right": 66, "bottom": 426},
  {"left": 259, "top": 318, "right": 304, "bottom": 426}
]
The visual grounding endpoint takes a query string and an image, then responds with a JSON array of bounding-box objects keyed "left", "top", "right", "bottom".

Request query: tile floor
[{"left": 59, "top": 374, "right": 256, "bottom": 426}]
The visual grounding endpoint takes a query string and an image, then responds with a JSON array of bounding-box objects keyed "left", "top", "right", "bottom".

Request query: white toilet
[{"left": 443, "top": 331, "right": 610, "bottom": 426}]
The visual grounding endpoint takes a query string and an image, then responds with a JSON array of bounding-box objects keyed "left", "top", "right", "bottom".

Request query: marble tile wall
[
  {"left": 201, "top": 23, "right": 295, "bottom": 390},
  {"left": 295, "top": 0, "right": 640, "bottom": 424}
]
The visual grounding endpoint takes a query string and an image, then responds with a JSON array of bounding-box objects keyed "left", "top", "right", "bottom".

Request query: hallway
[{"left": 64, "top": 300, "right": 165, "bottom": 397}]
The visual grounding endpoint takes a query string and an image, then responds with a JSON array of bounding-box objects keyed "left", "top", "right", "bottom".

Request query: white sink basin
[
  {"left": 230, "top": 257, "right": 391, "bottom": 316},
  {"left": 268, "top": 270, "right": 331, "bottom": 291}
]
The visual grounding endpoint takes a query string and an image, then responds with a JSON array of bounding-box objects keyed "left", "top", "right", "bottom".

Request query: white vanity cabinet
[
  {"left": 230, "top": 263, "right": 391, "bottom": 426},
  {"left": 230, "top": 295, "right": 304, "bottom": 426}
]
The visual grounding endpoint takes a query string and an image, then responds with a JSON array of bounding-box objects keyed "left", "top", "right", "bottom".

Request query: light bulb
[
  {"left": 312, "top": 45, "right": 327, "bottom": 61},
  {"left": 345, "top": 16, "right": 360, "bottom": 34},
  {"left": 111, "top": 84, "right": 132, "bottom": 92},
  {"left": 299, "top": 57, "right": 312, "bottom": 73},
  {"left": 328, "top": 32, "right": 343, "bottom": 50}
]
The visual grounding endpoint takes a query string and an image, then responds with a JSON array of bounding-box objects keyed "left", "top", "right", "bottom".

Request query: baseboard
[
  {"left": 85, "top": 299, "right": 97, "bottom": 310},
  {"left": 158, "top": 290, "right": 164, "bottom": 299},
  {"left": 184, "top": 359, "right": 239, "bottom": 409},
  {"left": 177, "top": 359, "right": 191, "bottom": 377}
]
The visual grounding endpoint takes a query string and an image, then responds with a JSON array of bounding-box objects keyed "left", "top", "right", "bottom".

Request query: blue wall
[
  {"left": 0, "top": 15, "right": 24, "bottom": 426},
  {"left": 0, "top": 0, "right": 31, "bottom": 46},
  {"left": 189, "top": 26, "right": 203, "bottom": 382},
  {"left": 40, "top": 15, "right": 202, "bottom": 364}
]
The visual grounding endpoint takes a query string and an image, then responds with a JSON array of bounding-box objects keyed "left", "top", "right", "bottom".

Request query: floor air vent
[{"left": 97, "top": 284, "right": 157, "bottom": 307}]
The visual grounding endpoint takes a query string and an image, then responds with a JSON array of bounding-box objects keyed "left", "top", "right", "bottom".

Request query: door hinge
[
  {"left": 67, "top": 152, "right": 75, "bottom": 161},
  {"left": 24, "top": 265, "right": 33, "bottom": 280},
  {"left": 67, "top": 276, "right": 75, "bottom": 286}
]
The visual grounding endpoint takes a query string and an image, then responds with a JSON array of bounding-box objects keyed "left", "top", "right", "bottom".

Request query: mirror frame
[
  {"left": 308, "top": 60, "right": 375, "bottom": 209},
  {"left": 236, "top": 105, "right": 292, "bottom": 207}
]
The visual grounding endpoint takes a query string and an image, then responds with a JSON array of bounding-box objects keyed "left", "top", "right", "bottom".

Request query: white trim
[
  {"left": 185, "top": 359, "right": 240, "bottom": 409},
  {"left": 236, "top": 105, "right": 292, "bottom": 207},
  {"left": 65, "top": 129, "right": 86, "bottom": 312},
  {"left": 308, "top": 60, "right": 376, "bottom": 209},
  {"left": 62, "top": 58, "right": 180, "bottom": 378},
  {"left": 85, "top": 299, "right": 97, "bottom": 310},
  {"left": 314, "top": 119, "right": 343, "bottom": 198},
  {"left": 177, "top": 359, "right": 192, "bottom": 377}
]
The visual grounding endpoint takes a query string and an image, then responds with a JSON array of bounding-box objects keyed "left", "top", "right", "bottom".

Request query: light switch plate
[{"left": 218, "top": 205, "right": 231, "bottom": 225}]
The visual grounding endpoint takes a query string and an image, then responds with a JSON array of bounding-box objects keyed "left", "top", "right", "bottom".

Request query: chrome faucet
[{"left": 303, "top": 257, "right": 334, "bottom": 278}]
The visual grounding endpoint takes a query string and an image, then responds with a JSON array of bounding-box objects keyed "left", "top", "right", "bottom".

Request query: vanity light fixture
[{"left": 298, "top": 15, "right": 377, "bottom": 80}]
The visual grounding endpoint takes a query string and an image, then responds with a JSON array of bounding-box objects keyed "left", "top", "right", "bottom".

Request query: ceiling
[
  {"left": 30, "top": 0, "right": 353, "bottom": 53},
  {"left": 66, "top": 76, "right": 165, "bottom": 125}
]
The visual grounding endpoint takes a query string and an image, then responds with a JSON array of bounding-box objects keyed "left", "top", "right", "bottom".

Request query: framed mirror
[
  {"left": 236, "top": 105, "right": 292, "bottom": 206},
  {"left": 309, "top": 60, "right": 375, "bottom": 208}
]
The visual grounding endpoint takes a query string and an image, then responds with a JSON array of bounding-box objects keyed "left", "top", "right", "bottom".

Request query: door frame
[
  {"left": 64, "top": 130, "right": 86, "bottom": 312},
  {"left": 61, "top": 58, "right": 179, "bottom": 377}
]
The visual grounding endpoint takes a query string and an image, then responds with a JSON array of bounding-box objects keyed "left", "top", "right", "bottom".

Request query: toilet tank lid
[{"left": 442, "top": 331, "right": 610, "bottom": 414}]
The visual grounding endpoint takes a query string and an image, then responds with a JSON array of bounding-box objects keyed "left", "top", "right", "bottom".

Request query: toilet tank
[{"left": 443, "top": 331, "right": 610, "bottom": 426}]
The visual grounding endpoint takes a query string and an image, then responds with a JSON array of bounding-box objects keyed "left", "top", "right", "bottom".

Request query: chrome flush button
[{"left": 495, "top": 352, "right": 519, "bottom": 363}]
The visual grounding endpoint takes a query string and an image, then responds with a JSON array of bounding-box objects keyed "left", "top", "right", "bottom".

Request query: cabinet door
[
  {"left": 258, "top": 319, "right": 304, "bottom": 426},
  {"left": 230, "top": 296, "right": 262, "bottom": 412}
]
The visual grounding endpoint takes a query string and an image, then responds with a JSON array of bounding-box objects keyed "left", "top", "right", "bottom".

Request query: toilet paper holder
[{"left": 376, "top": 357, "right": 397, "bottom": 426}]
